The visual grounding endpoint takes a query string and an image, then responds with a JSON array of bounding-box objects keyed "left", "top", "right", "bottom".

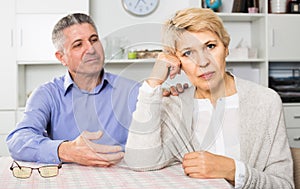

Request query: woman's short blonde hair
[{"left": 162, "top": 8, "right": 230, "bottom": 53}]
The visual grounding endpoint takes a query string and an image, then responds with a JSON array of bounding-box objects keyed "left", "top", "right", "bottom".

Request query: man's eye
[
  {"left": 90, "top": 37, "right": 98, "bottom": 44},
  {"left": 183, "top": 50, "right": 192, "bottom": 57},
  {"left": 73, "top": 43, "right": 82, "bottom": 48}
]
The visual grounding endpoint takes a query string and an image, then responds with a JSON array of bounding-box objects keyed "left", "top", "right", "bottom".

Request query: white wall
[{"left": 90, "top": 0, "right": 200, "bottom": 38}]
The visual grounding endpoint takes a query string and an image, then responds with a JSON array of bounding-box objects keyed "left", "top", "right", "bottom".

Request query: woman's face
[{"left": 176, "top": 30, "right": 228, "bottom": 93}]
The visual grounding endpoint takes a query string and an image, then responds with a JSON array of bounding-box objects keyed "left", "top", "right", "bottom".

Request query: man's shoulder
[
  {"left": 105, "top": 72, "right": 141, "bottom": 88},
  {"left": 35, "top": 75, "right": 65, "bottom": 93}
]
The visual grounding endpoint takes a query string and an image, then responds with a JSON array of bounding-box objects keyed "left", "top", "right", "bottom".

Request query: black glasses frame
[{"left": 10, "top": 160, "right": 62, "bottom": 179}]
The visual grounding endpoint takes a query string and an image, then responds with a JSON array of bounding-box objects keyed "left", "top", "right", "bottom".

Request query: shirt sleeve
[
  {"left": 6, "top": 86, "right": 63, "bottom": 164},
  {"left": 234, "top": 159, "right": 246, "bottom": 189}
]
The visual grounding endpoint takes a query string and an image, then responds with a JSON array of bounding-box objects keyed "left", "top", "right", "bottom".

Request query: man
[{"left": 6, "top": 13, "right": 182, "bottom": 167}]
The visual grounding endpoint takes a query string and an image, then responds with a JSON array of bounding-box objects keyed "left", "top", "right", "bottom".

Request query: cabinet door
[
  {"left": 16, "top": 14, "right": 65, "bottom": 62},
  {"left": 268, "top": 15, "right": 300, "bottom": 61},
  {"left": 0, "top": 1, "right": 17, "bottom": 109},
  {"left": 16, "top": 0, "right": 89, "bottom": 62}
]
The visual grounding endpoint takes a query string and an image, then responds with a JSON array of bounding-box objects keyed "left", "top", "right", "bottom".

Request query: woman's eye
[
  {"left": 183, "top": 50, "right": 192, "bottom": 57},
  {"left": 207, "top": 44, "right": 216, "bottom": 49}
]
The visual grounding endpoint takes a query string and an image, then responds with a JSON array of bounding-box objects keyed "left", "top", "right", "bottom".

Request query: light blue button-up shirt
[{"left": 6, "top": 70, "right": 140, "bottom": 164}]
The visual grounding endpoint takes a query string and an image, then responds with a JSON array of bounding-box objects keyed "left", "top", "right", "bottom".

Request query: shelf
[
  {"left": 17, "top": 60, "right": 60, "bottom": 65},
  {"left": 17, "top": 58, "right": 266, "bottom": 65},
  {"left": 105, "top": 59, "right": 156, "bottom": 64},
  {"left": 106, "top": 58, "right": 265, "bottom": 64},
  {"left": 226, "top": 58, "right": 265, "bottom": 62},
  {"left": 217, "top": 13, "right": 265, "bottom": 22}
]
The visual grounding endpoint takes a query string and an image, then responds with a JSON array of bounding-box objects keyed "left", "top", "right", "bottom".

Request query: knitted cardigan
[{"left": 124, "top": 77, "right": 294, "bottom": 189}]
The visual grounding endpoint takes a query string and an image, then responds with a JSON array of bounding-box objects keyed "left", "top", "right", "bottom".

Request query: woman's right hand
[{"left": 147, "top": 52, "right": 181, "bottom": 88}]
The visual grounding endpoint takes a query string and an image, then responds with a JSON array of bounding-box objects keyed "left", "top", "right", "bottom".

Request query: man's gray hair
[{"left": 52, "top": 13, "right": 98, "bottom": 51}]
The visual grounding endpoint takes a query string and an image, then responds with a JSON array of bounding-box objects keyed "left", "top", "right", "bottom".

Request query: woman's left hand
[
  {"left": 182, "top": 151, "right": 236, "bottom": 184},
  {"left": 147, "top": 52, "right": 181, "bottom": 88}
]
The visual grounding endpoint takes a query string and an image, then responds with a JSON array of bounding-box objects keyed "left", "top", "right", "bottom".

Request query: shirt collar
[{"left": 63, "top": 70, "right": 115, "bottom": 95}]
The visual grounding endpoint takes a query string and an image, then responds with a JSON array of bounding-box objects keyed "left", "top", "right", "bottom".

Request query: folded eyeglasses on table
[{"left": 10, "top": 160, "right": 62, "bottom": 179}]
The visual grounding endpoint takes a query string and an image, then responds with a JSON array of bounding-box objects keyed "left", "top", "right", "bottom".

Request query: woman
[{"left": 124, "top": 8, "right": 294, "bottom": 189}]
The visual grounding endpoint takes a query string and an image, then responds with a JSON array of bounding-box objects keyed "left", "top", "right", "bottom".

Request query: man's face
[{"left": 57, "top": 23, "right": 105, "bottom": 79}]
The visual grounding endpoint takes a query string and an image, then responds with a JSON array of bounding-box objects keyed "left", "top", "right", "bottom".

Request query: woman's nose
[{"left": 197, "top": 50, "right": 210, "bottom": 67}]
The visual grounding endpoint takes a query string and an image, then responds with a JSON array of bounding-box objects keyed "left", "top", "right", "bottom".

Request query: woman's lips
[{"left": 199, "top": 71, "right": 214, "bottom": 80}]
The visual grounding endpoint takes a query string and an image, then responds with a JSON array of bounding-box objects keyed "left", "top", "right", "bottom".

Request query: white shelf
[
  {"left": 217, "top": 13, "right": 265, "bottom": 22},
  {"left": 105, "top": 58, "right": 156, "bottom": 64},
  {"left": 17, "top": 60, "right": 61, "bottom": 65},
  {"left": 17, "top": 58, "right": 266, "bottom": 66},
  {"left": 226, "top": 58, "right": 265, "bottom": 62}
]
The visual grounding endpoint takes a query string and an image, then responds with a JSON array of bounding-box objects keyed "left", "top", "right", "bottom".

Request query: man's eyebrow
[{"left": 90, "top": 34, "right": 99, "bottom": 39}]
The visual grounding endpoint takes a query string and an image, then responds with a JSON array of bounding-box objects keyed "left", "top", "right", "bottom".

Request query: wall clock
[{"left": 122, "top": 0, "right": 159, "bottom": 16}]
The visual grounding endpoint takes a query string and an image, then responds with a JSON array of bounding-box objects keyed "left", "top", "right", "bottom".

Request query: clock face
[{"left": 122, "top": 0, "right": 159, "bottom": 16}]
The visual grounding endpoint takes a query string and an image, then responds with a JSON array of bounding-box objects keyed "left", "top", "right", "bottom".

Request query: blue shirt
[{"left": 6, "top": 70, "right": 140, "bottom": 164}]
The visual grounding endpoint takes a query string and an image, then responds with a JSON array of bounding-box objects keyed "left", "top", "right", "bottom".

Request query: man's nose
[{"left": 85, "top": 42, "right": 95, "bottom": 54}]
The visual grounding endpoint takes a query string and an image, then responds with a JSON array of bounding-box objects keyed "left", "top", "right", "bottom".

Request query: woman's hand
[
  {"left": 147, "top": 52, "right": 181, "bottom": 88},
  {"left": 182, "top": 151, "right": 236, "bottom": 184}
]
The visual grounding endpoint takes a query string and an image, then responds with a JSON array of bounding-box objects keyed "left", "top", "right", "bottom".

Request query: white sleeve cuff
[
  {"left": 140, "top": 81, "right": 161, "bottom": 94},
  {"left": 234, "top": 159, "right": 246, "bottom": 189}
]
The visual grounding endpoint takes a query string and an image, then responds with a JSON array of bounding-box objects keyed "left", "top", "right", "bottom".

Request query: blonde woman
[{"left": 124, "top": 8, "right": 294, "bottom": 189}]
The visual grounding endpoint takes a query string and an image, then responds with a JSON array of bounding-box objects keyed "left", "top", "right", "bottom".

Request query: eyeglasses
[{"left": 10, "top": 160, "right": 62, "bottom": 179}]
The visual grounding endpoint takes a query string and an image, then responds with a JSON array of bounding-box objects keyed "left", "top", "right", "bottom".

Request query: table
[{"left": 0, "top": 157, "right": 233, "bottom": 189}]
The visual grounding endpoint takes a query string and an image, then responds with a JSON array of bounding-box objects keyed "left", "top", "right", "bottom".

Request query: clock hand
[
  {"left": 141, "top": 0, "right": 146, "bottom": 4},
  {"left": 134, "top": 0, "right": 142, "bottom": 9}
]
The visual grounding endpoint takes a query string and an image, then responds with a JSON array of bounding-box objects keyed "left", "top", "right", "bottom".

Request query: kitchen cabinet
[
  {"left": 284, "top": 104, "right": 300, "bottom": 148},
  {"left": 16, "top": 14, "right": 64, "bottom": 62},
  {"left": 0, "top": 1, "right": 17, "bottom": 156},
  {"left": 16, "top": 0, "right": 89, "bottom": 63},
  {"left": 268, "top": 15, "right": 300, "bottom": 61},
  {"left": 0, "top": 0, "right": 17, "bottom": 110}
]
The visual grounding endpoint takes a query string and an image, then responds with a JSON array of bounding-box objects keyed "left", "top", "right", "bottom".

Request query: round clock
[{"left": 122, "top": 0, "right": 159, "bottom": 16}]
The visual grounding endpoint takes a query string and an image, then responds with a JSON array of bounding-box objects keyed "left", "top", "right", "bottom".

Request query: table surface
[{"left": 0, "top": 157, "right": 233, "bottom": 189}]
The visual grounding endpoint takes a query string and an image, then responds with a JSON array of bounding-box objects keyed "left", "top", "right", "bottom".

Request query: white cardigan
[{"left": 124, "top": 77, "right": 294, "bottom": 189}]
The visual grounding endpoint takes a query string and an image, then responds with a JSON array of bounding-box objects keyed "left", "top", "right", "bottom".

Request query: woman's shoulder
[{"left": 236, "top": 77, "right": 282, "bottom": 106}]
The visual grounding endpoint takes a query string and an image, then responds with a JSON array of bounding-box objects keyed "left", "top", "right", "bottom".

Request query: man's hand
[
  {"left": 162, "top": 83, "right": 189, "bottom": 96},
  {"left": 182, "top": 151, "right": 236, "bottom": 184},
  {"left": 58, "top": 131, "right": 124, "bottom": 167}
]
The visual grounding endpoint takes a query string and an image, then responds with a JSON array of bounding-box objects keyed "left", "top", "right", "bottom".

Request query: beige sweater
[{"left": 125, "top": 77, "right": 294, "bottom": 189}]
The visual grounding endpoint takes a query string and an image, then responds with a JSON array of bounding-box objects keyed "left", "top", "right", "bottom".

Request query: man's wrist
[{"left": 57, "top": 140, "right": 70, "bottom": 163}]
